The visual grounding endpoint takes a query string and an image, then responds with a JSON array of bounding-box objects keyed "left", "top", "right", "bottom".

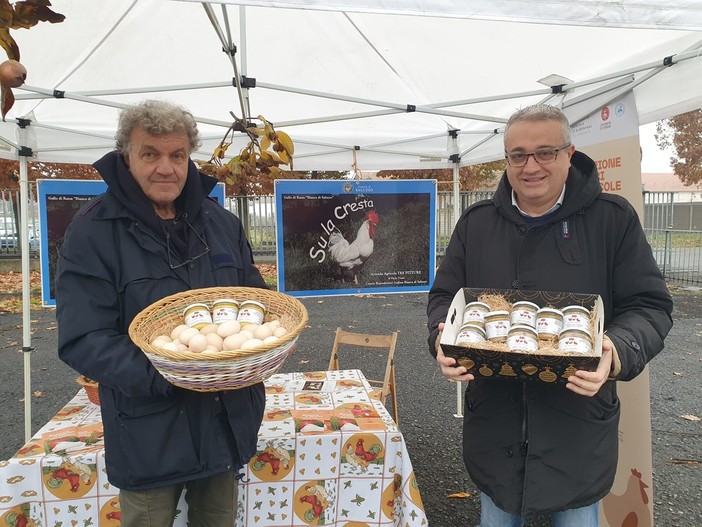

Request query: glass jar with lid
[{"left": 484, "top": 310, "right": 510, "bottom": 342}]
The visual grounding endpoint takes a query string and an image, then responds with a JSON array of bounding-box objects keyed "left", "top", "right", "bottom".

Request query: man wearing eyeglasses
[
  {"left": 55, "top": 100, "right": 268, "bottom": 527},
  {"left": 427, "top": 104, "right": 672, "bottom": 526}
]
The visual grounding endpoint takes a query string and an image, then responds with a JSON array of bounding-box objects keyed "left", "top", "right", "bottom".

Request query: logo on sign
[{"left": 600, "top": 106, "right": 610, "bottom": 121}]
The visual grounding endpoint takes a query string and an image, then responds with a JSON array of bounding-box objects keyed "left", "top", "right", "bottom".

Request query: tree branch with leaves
[
  {"left": 0, "top": 0, "right": 65, "bottom": 119},
  {"left": 655, "top": 109, "right": 702, "bottom": 186},
  {"left": 198, "top": 113, "right": 294, "bottom": 196}
]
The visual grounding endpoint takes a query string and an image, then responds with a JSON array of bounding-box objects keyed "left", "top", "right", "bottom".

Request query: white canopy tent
[
  {"left": 5, "top": 0, "right": 702, "bottom": 441},
  {"left": 2, "top": 1, "right": 702, "bottom": 170}
]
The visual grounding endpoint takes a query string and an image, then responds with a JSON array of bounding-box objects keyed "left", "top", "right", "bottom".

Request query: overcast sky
[{"left": 638, "top": 122, "right": 674, "bottom": 174}]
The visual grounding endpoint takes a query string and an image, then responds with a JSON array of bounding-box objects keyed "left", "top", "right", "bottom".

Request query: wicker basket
[
  {"left": 76, "top": 375, "right": 100, "bottom": 405},
  {"left": 128, "top": 287, "right": 308, "bottom": 392}
]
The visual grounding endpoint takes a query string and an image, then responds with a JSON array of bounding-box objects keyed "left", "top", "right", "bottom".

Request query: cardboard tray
[{"left": 440, "top": 288, "right": 603, "bottom": 384}]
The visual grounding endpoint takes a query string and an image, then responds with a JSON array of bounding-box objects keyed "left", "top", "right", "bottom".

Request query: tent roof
[{"left": 1, "top": 0, "right": 701, "bottom": 170}]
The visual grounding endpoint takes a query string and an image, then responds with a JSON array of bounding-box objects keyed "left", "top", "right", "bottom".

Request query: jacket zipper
[
  {"left": 520, "top": 382, "right": 529, "bottom": 516},
  {"left": 520, "top": 382, "right": 528, "bottom": 455}
]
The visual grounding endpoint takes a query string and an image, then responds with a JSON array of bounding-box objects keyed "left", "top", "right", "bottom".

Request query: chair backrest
[{"left": 328, "top": 327, "right": 399, "bottom": 423}]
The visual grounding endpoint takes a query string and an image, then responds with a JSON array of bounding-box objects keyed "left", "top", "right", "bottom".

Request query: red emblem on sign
[{"left": 601, "top": 106, "right": 610, "bottom": 121}]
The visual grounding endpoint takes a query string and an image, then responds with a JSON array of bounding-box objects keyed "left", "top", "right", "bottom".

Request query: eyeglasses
[
  {"left": 166, "top": 214, "right": 210, "bottom": 270},
  {"left": 505, "top": 144, "right": 571, "bottom": 167}
]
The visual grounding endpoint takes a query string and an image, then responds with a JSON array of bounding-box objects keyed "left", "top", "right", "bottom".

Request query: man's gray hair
[
  {"left": 115, "top": 99, "right": 201, "bottom": 154},
  {"left": 504, "top": 104, "right": 572, "bottom": 146}
]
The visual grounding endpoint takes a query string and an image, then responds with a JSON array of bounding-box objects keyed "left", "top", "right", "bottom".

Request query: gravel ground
[{"left": 0, "top": 287, "right": 700, "bottom": 526}]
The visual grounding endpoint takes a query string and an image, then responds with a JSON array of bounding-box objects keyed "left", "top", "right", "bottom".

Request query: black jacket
[
  {"left": 56, "top": 151, "right": 268, "bottom": 491},
  {"left": 427, "top": 151, "right": 673, "bottom": 517}
]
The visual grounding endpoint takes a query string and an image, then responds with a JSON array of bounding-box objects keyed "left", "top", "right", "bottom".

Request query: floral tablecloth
[{"left": 0, "top": 369, "right": 427, "bottom": 527}]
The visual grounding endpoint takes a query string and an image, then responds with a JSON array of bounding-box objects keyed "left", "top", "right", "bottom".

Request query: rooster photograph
[
  {"left": 277, "top": 179, "right": 434, "bottom": 295},
  {"left": 328, "top": 210, "right": 379, "bottom": 284}
]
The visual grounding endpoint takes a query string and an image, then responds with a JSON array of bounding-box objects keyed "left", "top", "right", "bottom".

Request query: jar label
[
  {"left": 562, "top": 312, "right": 590, "bottom": 331},
  {"left": 507, "top": 333, "right": 539, "bottom": 352},
  {"left": 184, "top": 304, "right": 213, "bottom": 330},
  {"left": 536, "top": 315, "right": 562, "bottom": 337},
  {"left": 455, "top": 326, "right": 486, "bottom": 345},
  {"left": 212, "top": 301, "right": 240, "bottom": 324},
  {"left": 237, "top": 301, "right": 266, "bottom": 326},
  {"left": 510, "top": 308, "right": 536, "bottom": 328},
  {"left": 558, "top": 335, "right": 592, "bottom": 354},
  {"left": 463, "top": 309, "right": 486, "bottom": 324},
  {"left": 485, "top": 319, "right": 510, "bottom": 341}
]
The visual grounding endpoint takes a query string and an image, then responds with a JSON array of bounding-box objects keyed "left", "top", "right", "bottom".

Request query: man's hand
[
  {"left": 566, "top": 338, "right": 614, "bottom": 396},
  {"left": 435, "top": 323, "right": 475, "bottom": 383}
]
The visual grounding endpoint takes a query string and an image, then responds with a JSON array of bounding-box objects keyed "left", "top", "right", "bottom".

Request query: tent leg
[
  {"left": 449, "top": 133, "right": 465, "bottom": 419},
  {"left": 18, "top": 125, "right": 33, "bottom": 444},
  {"left": 454, "top": 380, "right": 463, "bottom": 418}
]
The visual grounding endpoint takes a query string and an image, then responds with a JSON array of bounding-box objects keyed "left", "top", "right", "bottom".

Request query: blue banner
[{"left": 36, "top": 179, "right": 225, "bottom": 307}]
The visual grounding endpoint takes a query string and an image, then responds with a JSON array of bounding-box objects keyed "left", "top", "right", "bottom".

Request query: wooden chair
[{"left": 327, "top": 327, "right": 399, "bottom": 424}]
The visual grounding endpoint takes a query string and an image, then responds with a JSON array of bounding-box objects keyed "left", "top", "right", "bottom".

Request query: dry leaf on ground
[
  {"left": 681, "top": 414, "right": 701, "bottom": 422},
  {"left": 447, "top": 492, "right": 472, "bottom": 499}
]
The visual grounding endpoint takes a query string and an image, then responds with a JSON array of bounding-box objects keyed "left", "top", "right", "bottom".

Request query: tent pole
[
  {"left": 449, "top": 131, "right": 464, "bottom": 419},
  {"left": 239, "top": 6, "right": 252, "bottom": 120},
  {"left": 201, "top": 2, "right": 248, "bottom": 122},
  {"left": 17, "top": 122, "right": 33, "bottom": 443}
]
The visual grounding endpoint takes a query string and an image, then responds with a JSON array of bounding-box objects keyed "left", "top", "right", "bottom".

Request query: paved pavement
[{"left": 0, "top": 289, "right": 700, "bottom": 526}]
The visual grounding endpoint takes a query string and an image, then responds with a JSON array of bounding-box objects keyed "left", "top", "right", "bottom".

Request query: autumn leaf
[
  {"left": 671, "top": 459, "right": 700, "bottom": 466},
  {"left": 447, "top": 492, "right": 472, "bottom": 499},
  {"left": 213, "top": 142, "right": 231, "bottom": 159},
  {"left": 11, "top": 0, "right": 66, "bottom": 29},
  {"left": 0, "top": 2, "right": 17, "bottom": 60},
  {"left": 0, "top": 27, "right": 18, "bottom": 60},
  {"left": 32, "top": 390, "right": 43, "bottom": 397},
  {"left": 1, "top": 82, "right": 13, "bottom": 120},
  {"left": 681, "top": 414, "right": 701, "bottom": 422},
  {"left": 0, "top": 0, "right": 66, "bottom": 62}
]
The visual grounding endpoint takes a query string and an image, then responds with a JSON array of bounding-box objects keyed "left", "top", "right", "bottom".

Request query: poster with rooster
[{"left": 275, "top": 179, "right": 436, "bottom": 296}]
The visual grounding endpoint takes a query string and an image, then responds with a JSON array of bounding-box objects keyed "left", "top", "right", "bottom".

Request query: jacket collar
[{"left": 92, "top": 150, "right": 217, "bottom": 230}]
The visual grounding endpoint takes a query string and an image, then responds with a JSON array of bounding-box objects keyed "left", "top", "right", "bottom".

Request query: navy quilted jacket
[
  {"left": 56, "top": 152, "right": 267, "bottom": 490},
  {"left": 427, "top": 151, "right": 673, "bottom": 518}
]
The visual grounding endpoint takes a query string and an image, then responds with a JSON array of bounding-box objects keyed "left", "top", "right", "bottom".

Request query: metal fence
[
  {"left": 2, "top": 188, "right": 701, "bottom": 286},
  {"left": 0, "top": 188, "right": 40, "bottom": 254},
  {"left": 643, "top": 191, "right": 702, "bottom": 286}
]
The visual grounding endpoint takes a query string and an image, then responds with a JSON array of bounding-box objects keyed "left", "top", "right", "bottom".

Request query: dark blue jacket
[
  {"left": 56, "top": 152, "right": 267, "bottom": 490},
  {"left": 427, "top": 151, "right": 673, "bottom": 518}
]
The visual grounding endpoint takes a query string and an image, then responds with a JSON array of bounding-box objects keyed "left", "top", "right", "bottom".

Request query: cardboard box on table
[{"left": 440, "top": 288, "right": 603, "bottom": 384}]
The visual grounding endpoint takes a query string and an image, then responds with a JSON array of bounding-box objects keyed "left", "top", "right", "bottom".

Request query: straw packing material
[{"left": 128, "top": 287, "right": 308, "bottom": 392}]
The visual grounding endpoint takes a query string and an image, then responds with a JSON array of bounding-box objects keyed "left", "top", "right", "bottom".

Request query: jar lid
[
  {"left": 537, "top": 307, "right": 562, "bottom": 316},
  {"left": 562, "top": 305, "right": 590, "bottom": 314},
  {"left": 512, "top": 301, "right": 539, "bottom": 310},
  {"left": 213, "top": 298, "right": 240, "bottom": 305},
  {"left": 459, "top": 323, "right": 486, "bottom": 336},
  {"left": 183, "top": 302, "right": 210, "bottom": 315},
  {"left": 560, "top": 328, "right": 592, "bottom": 340},
  {"left": 508, "top": 324, "right": 537, "bottom": 336},
  {"left": 464, "top": 301, "right": 490, "bottom": 310},
  {"left": 485, "top": 310, "right": 509, "bottom": 317},
  {"left": 240, "top": 300, "right": 266, "bottom": 310}
]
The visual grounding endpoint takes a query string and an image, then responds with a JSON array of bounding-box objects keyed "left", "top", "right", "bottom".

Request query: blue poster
[
  {"left": 275, "top": 179, "right": 436, "bottom": 297},
  {"left": 36, "top": 179, "right": 225, "bottom": 307}
]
